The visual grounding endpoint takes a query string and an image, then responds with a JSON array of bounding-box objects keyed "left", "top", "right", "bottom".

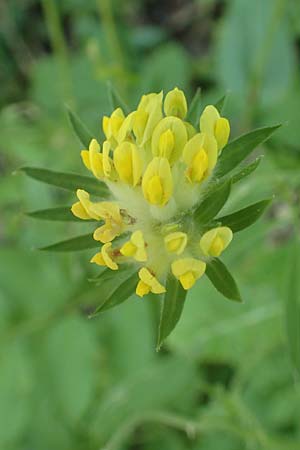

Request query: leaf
[
  {"left": 26, "top": 206, "right": 93, "bottom": 222},
  {"left": 107, "top": 81, "right": 130, "bottom": 114},
  {"left": 217, "top": 125, "right": 281, "bottom": 177},
  {"left": 231, "top": 156, "right": 263, "bottom": 184},
  {"left": 157, "top": 275, "right": 187, "bottom": 350},
  {"left": 66, "top": 106, "right": 94, "bottom": 148},
  {"left": 186, "top": 87, "right": 201, "bottom": 127},
  {"left": 214, "top": 92, "right": 229, "bottom": 113},
  {"left": 285, "top": 243, "right": 300, "bottom": 376},
  {"left": 206, "top": 258, "right": 242, "bottom": 302},
  {"left": 88, "top": 264, "right": 132, "bottom": 283},
  {"left": 19, "top": 167, "right": 109, "bottom": 197},
  {"left": 217, "top": 198, "right": 272, "bottom": 233},
  {"left": 90, "top": 271, "right": 138, "bottom": 316},
  {"left": 38, "top": 233, "right": 99, "bottom": 252},
  {"left": 194, "top": 179, "right": 232, "bottom": 226}
]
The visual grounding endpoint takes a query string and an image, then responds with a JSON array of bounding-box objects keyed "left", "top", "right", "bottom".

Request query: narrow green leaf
[
  {"left": 38, "top": 233, "right": 99, "bottom": 252},
  {"left": 66, "top": 106, "right": 94, "bottom": 148},
  {"left": 19, "top": 167, "right": 109, "bottom": 197},
  {"left": 206, "top": 258, "right": 242, "bottom": 302},
  {"left": 194, "top": 179, "right": 231, "bottom": 226},
  {"left": 285, "top": 243, "right": 300, "bottom": 376},
  {"left": 214, "top": 92, "right": 229, "bottom": 113},
  {"left": 88, "top": 264, "right": 132, "bottom": 283},
  {"left": 26, "top": 206, "right": 93, "bottom": 222},
  {"left": 186, "top": 87, "right": 201, "bottom": 127},
  {"left": 217, "top": 124, "right": 281, "bottom": 177},
  {"left": 231, "top": 156, "right": 263, "bottom": 184},
  {"left": 90, "top": 271, "right": 138, "bottom": 316},
  {"left": 217, "top": 198, "right": 272, "bottom": 233},
  {"left": 107, "top": 81, "right": 130, "bottom": 114},
  {"left": 157, "top": 275, "right": 187, "bottom": 350}
]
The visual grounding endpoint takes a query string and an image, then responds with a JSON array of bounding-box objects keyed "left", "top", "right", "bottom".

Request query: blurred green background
[{"left": 1, "top": 0, "right": 300, "bottom": 449}]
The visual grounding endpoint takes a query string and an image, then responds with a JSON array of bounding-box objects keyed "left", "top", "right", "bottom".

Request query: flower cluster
[{"left": 71, "top": 88, "right": 233, "bottom": 297}]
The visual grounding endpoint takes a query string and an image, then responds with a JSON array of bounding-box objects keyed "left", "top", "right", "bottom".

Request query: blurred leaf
[
  {"left": 216, "top": 0, "right": 295, "bottom": 106},
  {"left": 138, "top": 43, "right": 190, "bottom": 94},
  {"left": 157, "top": 275, "right": 187, "bottom": 350},
  {"left": 231, "top": 157, "right": 263, "bottom": 184},
  {"left": 217, "top": 198, "right": 272, "bottom": 232},
  {"left": 44, "top": 316, "right": 98, "bottom": 422},
  {"left": 186, "top": 87, "right": 201, "bottom": 127},
  {"left": 19, "top": 167, "right": 109, "bottom": 197},
  {"left": 285, "top": 243, "right": 300, "bottom": 376},
  {"left": 206, "top": 258, "right": 242, "bottom": 302},
  {"left": 90, "top": 271, "right": 138, "bottom": 316},
  {"left": 194, "top": 179, "right": 232, "bottom": 226},
  {"left": 217, "top": 125, "right": 281, "bottom": 178},
  {"left": 107, "top": 81, "right": 130, "bottom": 114},
  {"left": 26, "top": 206, "right": 91, "bottom": 222},
  {"left": 38, "top": 233, "right": 98, "bottom": 252},
  {"left": 214, "top": 92, "right": 229, "bottom": 113},
  {"left": 0, "top": 342, "right": 33, "bottom": 447},
  {"left": 66, "top": 105, "right": 94, "bottom": 148}
]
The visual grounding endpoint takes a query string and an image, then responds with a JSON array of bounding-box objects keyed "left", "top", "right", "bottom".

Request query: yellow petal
[
  {"left": 114, "top": 141, "right": 142, "bottom": 186},
  {"left": 136, "top": 280, "right": 151, "bottom": 297},
  {"left": 215, "top": 117, "right": 230, "bottom": 151},
  {"left": 138, "top": 268, "right": 166, "bottom": 294},
  {"left": 164, "top": 232, "right": 187, "bottom": 255},
  {"left": 152, "top": 116, "right": 187, "bottom": 164},
  {"left": 71, "top": 202, "right": 91, "bottom": 220},
  {"left": 199, "top": 105, "right": 220, "bottom": 135},
  {"left": 164, "top": 87, "right": 187, "bottom": 119},
  {"left": 172, "top": 258, "right": 206, "bottom": 290},
  {"left": 142, "top": 157, "right": 173, "bottom": 206},
  {"left": 81, "top": 150, "right": 91, "bottom": 170},
  {"left": 101, "top": 242, "right": 118, "bottom": 270},
  {"left": 199, "top": 226, "right": 233, "bottom": 257},
  {"left": 179, "top": 271, "right": 196, "bottom": 290},
  {"left": 90, "top": 252, "right": 106, "bottom": 266}
]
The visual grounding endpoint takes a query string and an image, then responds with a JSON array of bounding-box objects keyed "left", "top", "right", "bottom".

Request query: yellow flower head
[
  {"left": 164, "top": 87, "right": 188, "bottom": 119},
  {"left": 91, "top": 242, "right": 118, "bottom": 270},
  {"left": 71, "top": 88, "right": 238, "bottom": 299},
  {"left": 171, "top": 258, "right": 206, "bottom": 290},
  {"left": 136, "top": 267, "right": 166, "bottom": 297},
  {"left": 199, "top": 226, "right": 233, "bottom": 257},
  {"left": 120, "top": 230, "right": 147, "bottom": 262},
  {"left": 200, "top": 105, "right": 230, "bottom": 152},
  {"left": 142, "top": 157, "right": 173, "bottom": 206}
]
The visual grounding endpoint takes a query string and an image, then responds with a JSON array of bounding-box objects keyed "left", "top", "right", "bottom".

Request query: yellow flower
[
  {"left": 164, "top": 232, "right": 187, "bottom": 255},
  {"left": 171, "top": 258, "right": 206, "bottom": 290},
  {"left": 152, "top": 116, "right": 187, "bottom": 164},
  {"left": 120, "top": 230, "right": 147, "bottom": 262},
  {"left": 200, "top": 105, "right": 230, "bottom": 152},
  {"left": 164, "top": 87, "right": 187, "bottom": 119},
  {"left": 199, "top": 226, "right": 233, "bottom": 257},
  {"left": 71, "top": 189, "right": 102, "bottom": 220},
  {"left": 102, "top": 107, "right": 125, "bottom": 145},
  {"left": 133, "top": 92, "right": 163, "bottom": 145},
  {"left": 116, "top": 111, "right": 136, "bottom": 144},
  {"left": 81, "top": 139, "right": 105, "bottom": 179},
  {"left": 182, "top": 132, "right": 218, "bottom": 183},
  {"left": 136, "top": 267, "right": 166, "bottom": 297},
  {"left": 90, "top": 242, "right": 118, "bottom": 270},
  {"left": 114, "top": 141, "right": 143, "bottom": 186},
  {"left": 93, "top": 203, "right": 124, "bottom": 243},
  {"left": 142, "top": 157, "right": 173, "bottom": 206}
]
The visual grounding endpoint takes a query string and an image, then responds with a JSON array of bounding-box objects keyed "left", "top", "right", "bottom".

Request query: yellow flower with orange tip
[
  {"left": 91, "top": 242, "right": 119, "bottom": 270},
  {"left": 120, "top": 230, "right": 147, "bottom": 262},
  {"left": 200, "top": 105, "right": 230, "bottom": 152},
  {"left": 199, "top": 226, "right": 233, "bottom": 257},
  {"left": 136, "top": 267, "right": 166, "bottom": 297}
]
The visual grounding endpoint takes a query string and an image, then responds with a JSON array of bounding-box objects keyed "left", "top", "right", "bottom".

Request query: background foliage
[{"left": 1, "top": 0, "right": 300, "bottom": 449}]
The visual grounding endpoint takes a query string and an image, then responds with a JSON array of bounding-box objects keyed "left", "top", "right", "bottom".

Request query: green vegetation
[{"left": 1, "top": 0, "right": 300, "bottom": 449}]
